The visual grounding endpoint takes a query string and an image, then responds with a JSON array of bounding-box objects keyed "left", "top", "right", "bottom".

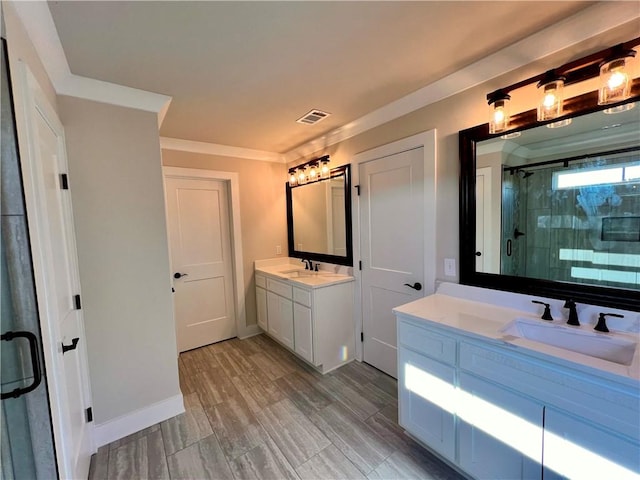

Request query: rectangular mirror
[
  {"left": 460, "top": 87, "right": 640, "bottom": 312},
  {"left": 286, "top": 164, "right": 353, "bottom": 266}
]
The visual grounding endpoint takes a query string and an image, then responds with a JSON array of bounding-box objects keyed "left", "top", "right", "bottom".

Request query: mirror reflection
[
  {"left": 476, "top": 102, "right": 639, "bottom": 291},
  {"left": 291, "top": 176, "right": 347, "bottom": 256}
]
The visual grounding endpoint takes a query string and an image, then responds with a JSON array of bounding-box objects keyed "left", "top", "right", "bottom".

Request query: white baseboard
[{"left": 93, "top": 393, "right": 184, "bottom": 448}]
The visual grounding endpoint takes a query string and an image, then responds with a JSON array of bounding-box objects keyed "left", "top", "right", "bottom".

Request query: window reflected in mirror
[{"left": 475, "top": 102, "right": 639, "bottom": 291}]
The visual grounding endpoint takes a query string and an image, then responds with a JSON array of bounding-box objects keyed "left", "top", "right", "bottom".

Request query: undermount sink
[{"left": 501, "top": 318, "right": 637, "bottom": 366}]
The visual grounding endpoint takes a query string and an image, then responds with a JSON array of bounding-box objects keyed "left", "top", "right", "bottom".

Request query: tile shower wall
[{"left": 502, "top": 153, "right": 640, "bottom": 289}]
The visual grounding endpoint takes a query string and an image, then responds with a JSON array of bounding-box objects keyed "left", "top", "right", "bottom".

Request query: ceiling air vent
[{"left": 296, "top": 109, "right": 331, "bottom": 125}]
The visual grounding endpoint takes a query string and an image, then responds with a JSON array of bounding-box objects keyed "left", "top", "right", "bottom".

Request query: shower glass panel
[{"left": 1, "top": 38, "right": 57, "bottom": 480}]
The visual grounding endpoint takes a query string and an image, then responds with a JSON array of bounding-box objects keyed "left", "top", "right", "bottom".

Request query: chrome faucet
[{"left": 564, "top": 299, "right": 580, "bottom": 326}]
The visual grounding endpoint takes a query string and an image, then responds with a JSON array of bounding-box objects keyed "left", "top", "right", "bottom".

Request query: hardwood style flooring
[{"left": 88, "top": 334, "right": 464, "bottom": 479}]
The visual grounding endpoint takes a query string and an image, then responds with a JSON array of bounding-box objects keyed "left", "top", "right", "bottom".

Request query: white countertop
[
  {"left": 393, "top": 291, "right": 640, "bottom": 384},
  {"left": 255, "top": 259, "right": 354, "bottom": 289}
]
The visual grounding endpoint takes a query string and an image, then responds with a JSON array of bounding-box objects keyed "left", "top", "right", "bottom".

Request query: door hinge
[
  {"left": 74, "top": 294, "right": 82, "bottom": 310},
  {"left": 60, "top": 174, "right": 69, "bottom": 190},
  {"left": 360, "top": 332, "right": 364, "bottom": 342},
  {"left": 354, "top": 185, "right": 360, "bottom": 196},
  {"left": 85, "top": 407, "right": 93, "bottom": 423},
  {"left": 359, "top": 260, "right": 362, "bottom": 271}
]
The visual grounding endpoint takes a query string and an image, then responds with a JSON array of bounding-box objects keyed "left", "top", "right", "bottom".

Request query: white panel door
[
  {"left": 18, "top": 65, "right": 93, "bottom": 479},
  {"left": 360, "top": 147, "right": 424, "bottom": 378},
  {"left": 165, "top": 177, "right": 236, "bottom": 352}
]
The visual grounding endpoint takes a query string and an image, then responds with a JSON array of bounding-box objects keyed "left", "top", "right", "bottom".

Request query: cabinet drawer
[
  {"left": 255, "top": 274, "right": 266, "bottom": 288},
  {"left": 293, "top": 286, "right": 311, "bottom": 307},
  {"left": 398, "top": 319, "right": 457, "bottom": 365},
  {"left": 267, "top": 278, "right": 292, "bottom": 299}
]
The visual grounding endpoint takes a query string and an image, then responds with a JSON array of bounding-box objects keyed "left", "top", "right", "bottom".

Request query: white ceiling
[{"left": 46, "top": 1, "right": 601, "bottom": 154}]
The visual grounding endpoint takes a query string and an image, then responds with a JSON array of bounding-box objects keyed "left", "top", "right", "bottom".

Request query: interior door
[
  {"left": 360, "top": 147, "right": 424, "bottom": 378},
  {"left": 16, "top": 62, "right": 93, "bottom": 479},
  {"left": 165, "top": 176, "right": 237, "bottom": 352}
]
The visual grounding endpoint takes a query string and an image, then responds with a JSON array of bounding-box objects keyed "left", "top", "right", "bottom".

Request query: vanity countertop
[
  {"left": 255, "top": 261, "right": 354, "bottom": 289},
  {"left": 393, "top": 289, "right": 640, "bottom": 384}
]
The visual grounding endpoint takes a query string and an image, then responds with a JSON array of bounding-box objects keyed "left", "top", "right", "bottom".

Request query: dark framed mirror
[
  {"left": 460, "top": 84, "right": 640, "bottom": 311},
  {"left": 286, "top": 164, "right": 353, "bottom": 267}
]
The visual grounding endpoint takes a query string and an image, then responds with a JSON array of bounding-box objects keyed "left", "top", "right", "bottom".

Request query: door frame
[
  {"left": 162, "top": 167, "right": 253, "bottom": 339},
  {"left": 11, "top": 60, "right": 95, "bottom": 477},
  {"left": 351, "top": 130, "right": 437, "bottom": 362}
]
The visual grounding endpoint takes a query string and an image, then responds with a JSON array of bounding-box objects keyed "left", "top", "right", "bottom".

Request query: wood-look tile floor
[{"left": 89, "top": 334, "right": 465, "bottom": 479}]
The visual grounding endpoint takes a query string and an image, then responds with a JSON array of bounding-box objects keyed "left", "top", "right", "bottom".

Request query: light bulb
[
  {"left": 297, "top": 168, "right": 307, "bottom": 184},
  {"left": 289, "top": 171, "right": 297, "bottom": 186},
  {"left": 487, "top": 90, "right": 511, "bottom": 134},
  {"left": 309, "top": 164, "right": 318, "bottom": 180},
  {"left": 537, "top": 75, "right": 564, "bottom": 122},
  {"left": 321, "top": 162, "right": 330, "bottom": 176},
  {"left": 598, "top": 52, "right": 634, "bottom": 106}
]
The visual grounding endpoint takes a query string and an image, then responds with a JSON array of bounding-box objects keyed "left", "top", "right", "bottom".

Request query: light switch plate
[{"left": 444, "top": 258, "right": 456, "bottom": 277}]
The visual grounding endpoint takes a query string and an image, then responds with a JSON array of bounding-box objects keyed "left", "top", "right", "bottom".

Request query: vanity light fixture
[
  {"left": 487, "top": 90, "right": 511, "bottom": 134},
  {"left": 486, "top": 37, "right": 639, "bottom": 134},
  {"left": 288, "top": 155, "right": 330, "bottom": 187},
  {"left": 537, "top": 70, "right": 565, "bottom": 122}
]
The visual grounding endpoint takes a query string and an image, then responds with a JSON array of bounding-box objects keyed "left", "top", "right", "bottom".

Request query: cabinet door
[
  {"left": 256, "top": 286, "right": 268, "bottom": 331},
  {"left": 398, "top": 348, "right": 456, "bottom": 462},
  {"left": 543, "top": 407, "right": 640, "bottom": 479},
  {"left": 293, "top": 302, "right": 313, "bottom": 363},
  {"left": 267, "top": 291, "right": 293, "bottom": 349},
  {"left": 458, "top": 372, "right": 543, "bottom": 480}
]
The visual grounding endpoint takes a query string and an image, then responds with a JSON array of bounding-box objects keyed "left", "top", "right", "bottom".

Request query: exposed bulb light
[
  {"left": 297, "top": 167, "right": 307, "bottom": 184},
  {"left": 537, "top": 71, "right": 565, "bottom": 122},
  {"left": 308, "top": 163, "right": 318, "bottom": 181},
  {"left": 487, "top": 90, "right": 511, "bottom": 134},
  {"left": 320, "top": 158, "right": 330, "bottom": 177},
  {"left": 288, "top": 169, "right": 297, "bottom": 186},
  {"left": 598, "top": 47, "right": 636, "bottom": 106}
]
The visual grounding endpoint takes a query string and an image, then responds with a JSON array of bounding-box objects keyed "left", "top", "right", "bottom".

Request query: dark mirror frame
[
  {"left": 286, "top": 164, "right": 353, "bottom": 267},
  {"left": 459, "top": 83, "right": 640, "bottom": 312}
]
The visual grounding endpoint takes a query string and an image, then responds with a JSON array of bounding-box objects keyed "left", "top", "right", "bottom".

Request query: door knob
[
  {"left": 475, "top": 251, "right": 482, "bottom": 257},
  {"left": 173, "top": 272, "right": 188, "bottom": 279},
  {"left": 403, "top": 282, "right": 422, "bottom": 291}
]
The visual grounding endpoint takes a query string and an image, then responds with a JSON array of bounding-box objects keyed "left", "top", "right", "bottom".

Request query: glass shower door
[{"left": 1, "top": 37, "right": 57, "bottom": 480}]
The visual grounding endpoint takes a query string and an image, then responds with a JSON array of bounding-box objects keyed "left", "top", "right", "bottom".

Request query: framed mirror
[
  {"left": 286, "top": 164, "right": 353, "bottom": 267},
  {"left": 460, "top": 86, "right": 640, "bottom": 311}
]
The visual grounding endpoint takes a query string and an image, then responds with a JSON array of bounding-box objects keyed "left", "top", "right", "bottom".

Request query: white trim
[
  {"left": 10, "top": 0, "right": 172, "bottom": 120},
  {"left": 160, "top": 137, "right": 285, "bottom": 163},
  {"left": 283, "top": 2, "right": 639, "bottom": 161},
  {"left": 162, "top": 167, "right": 254, "bottom": 338},
  {"left": 93, "top": 394, "right": 184, "bottom": 448},
  {"left": 350, "top": 130, "right": 437, "bottom": 361}
]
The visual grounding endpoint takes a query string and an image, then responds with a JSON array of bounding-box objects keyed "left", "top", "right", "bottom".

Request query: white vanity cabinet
[
  {"left": 396, "top": 316, "right": 640, "bottom": 480},
  {"left": 255, "top": 268, "right": 354, "bottom": 373},
  {"left": 265, "top": 277, "right": 294, "bottom": 350}
]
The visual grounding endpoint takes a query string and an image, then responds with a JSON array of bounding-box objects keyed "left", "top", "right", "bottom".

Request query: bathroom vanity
[
  {"left": 394, "top": 282, "right": 640, "bottom": 480},
  {"left": 255, "top": 258, "right": 355, "bottom": 373}
]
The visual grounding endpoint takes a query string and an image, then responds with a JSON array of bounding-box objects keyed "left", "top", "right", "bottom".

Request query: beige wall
[
  {"left": 161, "top": 150, "right": 288, "bottom": 328},
  {"left": 59, "top": 96, "right": 180, "bottom": 423}
]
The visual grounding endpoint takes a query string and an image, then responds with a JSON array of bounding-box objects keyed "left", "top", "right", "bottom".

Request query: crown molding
[
  {"left": 10, "top": 0, "right": 172, "bottom": 121},
  {"left": 284, "top": 2, "right": 640, "bottom": 161},
  {"left": 160, "top": 137, "right": 285, "bottom": 163}
]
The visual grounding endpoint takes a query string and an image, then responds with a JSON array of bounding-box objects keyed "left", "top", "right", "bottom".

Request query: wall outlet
[
  {"left": 444, "top": 258, "right": 456, "bottom": 277},
  {"left": 276, "top": 245, "right": 282, "bottom": 255}
]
